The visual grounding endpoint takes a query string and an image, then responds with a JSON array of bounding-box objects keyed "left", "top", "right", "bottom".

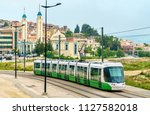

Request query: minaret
[
  {"left": 36, "top": 5, "right": 43, "bottom": 42},
  {"left": 22, "top": 8, "right": 28, "bottom": 41}
]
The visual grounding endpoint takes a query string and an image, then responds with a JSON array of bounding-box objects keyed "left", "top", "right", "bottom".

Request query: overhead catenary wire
[
  {"left": 115, "top": 34, "right": 150, "bottom": 38},
  {"left": 106, "top": 26, "right": 150, "bottom": 35}
]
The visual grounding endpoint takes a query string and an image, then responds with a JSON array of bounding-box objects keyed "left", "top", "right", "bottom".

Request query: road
[{"left": 1, "top": 70, "right": 150, "bottom": 98}]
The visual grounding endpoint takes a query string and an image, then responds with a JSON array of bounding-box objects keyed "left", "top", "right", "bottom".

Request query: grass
[
  {"left": 125, "top": 71, "right": 150, "bottom": 90},
  {"left": 0, "top": 62, "right": 33, "bottom": 71},
  {"left": 109, "top": 58, "right": 150, "bottom": 71},
  {"left": 123, "top": 61, "right": 150, "bottom": 71}
]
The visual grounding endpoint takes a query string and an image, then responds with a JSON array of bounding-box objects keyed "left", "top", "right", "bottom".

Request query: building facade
[{"left": 0, "top": 28, "right": 14, "bottom": 54}]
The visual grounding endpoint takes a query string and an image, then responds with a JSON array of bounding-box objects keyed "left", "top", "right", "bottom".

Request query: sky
[{"left": 1, "top": 0, "right": 150, "bottom": 43}]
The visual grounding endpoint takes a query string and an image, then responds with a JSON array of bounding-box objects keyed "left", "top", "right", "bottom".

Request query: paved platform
[
  {"left": 0, "top": 75, "right": 30, "bottom": 98},
  {"left": 0, "top": 73, "right": 80, "bottom": 98}
]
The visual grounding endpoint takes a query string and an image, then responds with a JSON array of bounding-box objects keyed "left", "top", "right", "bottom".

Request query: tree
[
  {"left": 84, "top": 46, "right": 92, "bottom": 53},
  {"left": 47, "top": 40, "right": 53, "bottom": 51},
  {"left": 47, "top": 51, "right": 54, "bottom": 58},
  {"left": 97, "top": 47, "right": 102, "bottom": 58},
  {"left": 65, "top": 30, "right": 73, "bottom": 38},
  {"left": 116, "top": 50, "right": 125, "bottom": 57},
  {"left": 135, "top": 47, "right": 142, "bottom": 50},
  {"left": 3, "top": 22, "right": 9, "bottom": 27},
  {"left": 144, "top": 43, "right": 149, "bottom": 46},
  {"left": 74, "top": 24, "right": 80, "bottom": 33},
  {"left": 95, "top": 35, "right": 121, "bottom": 51},
  {"left": 81, "top": 24, "right": 99, "bottom": 37},
  {"left": 35, "top": 40, "right": 44, "bottom": 56}
]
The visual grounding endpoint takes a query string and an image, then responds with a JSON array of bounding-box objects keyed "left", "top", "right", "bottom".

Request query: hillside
[{"left": 0, "top": 19, "right": 10, "bottom": 28}]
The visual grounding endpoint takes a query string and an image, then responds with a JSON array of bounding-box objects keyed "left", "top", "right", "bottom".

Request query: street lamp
[
  {"left": 42, "top": 0, "right": 61, "bottom": 95},
  {"left": 101, "top": 27, "right": 104, "bottom": 62},
  {"left": 59, "top": 35, "right": 61, "bottom": 60},
  {"left": 24, "top": 39, "right": 26, "bottom": 72},
  {"left": 12, "top": 24, "right": 25, "bottom": 79}
]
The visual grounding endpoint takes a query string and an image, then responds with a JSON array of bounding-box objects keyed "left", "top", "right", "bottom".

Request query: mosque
[{"left": 16, "top": 8, "right": 80, "bottom": 58}]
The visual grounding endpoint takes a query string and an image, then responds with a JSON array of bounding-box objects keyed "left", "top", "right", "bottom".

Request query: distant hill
[{"left": 0, "top": 19, "right": 11, "bottom": 28}]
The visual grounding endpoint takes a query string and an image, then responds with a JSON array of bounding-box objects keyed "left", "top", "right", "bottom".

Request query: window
[
  {"left": 77, "top": 66, "right": 87, "bottom": 78},
  {"left": 91, "top": 67, "right": 101, "bottom": 81},
  {"left": 42, "top": 63, "right": 50, "bottom": 69},
  {"left": 69, "top": 65, "right": 75, "bottom": 76},
  {"left": 34, "top": 63, "right": 40, "bottom": 68},
  {"left": 0, "top": 46, "right": 12, "bottom": 48},
  {"left": 74, "top": 43, "right": 78, "bottom": 55},
  {"left": 83, "top": 67, "right": 87, "bottom": 78},
  {"left": 56, "top": 44, "right": 59, "bottom": 50},
  {"left": 65, "top": 43, "right": 68, "bottom": 50},
  {"left": 0, "top": 41, "right": 12, "bottom": 44},
  {"left": 104, "top": 67, "right": 124, "bottom": 83},
  {"left": 52, "top": 64, "right": 57, "bottom": 72},
  {"left": 0, "top": 36, "right": 12, "bottom": 39},
  {"left": 59, "top": 64, "right": 67, "bottom": 74}
]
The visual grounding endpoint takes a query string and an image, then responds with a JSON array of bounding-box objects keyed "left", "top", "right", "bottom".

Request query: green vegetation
[
  {"left": 138, "top": 51, "right": 150, "bottom": 57},
  {"left": 65, "top": 30, "right": 73, "bottom": 38},
  {"left": 0, "top": 62, "right": 14, "bottom": 70},
  {"left": 121, "top": 60, "right": 150, "bottom": 71},
  {"left": 0, "top": 62, "right": 33, "bottom": 71},
  {"left": 35, "top": 39, "right": 45, "bottom": 56},
  {"left": 95, "top": 35, "right": 121, "bottom": 50},
  {"left": 125, "top": 71, "right": 150, "bottom": 90},
  {"left": 116, "top": 49, "right": 125, "bottom": 57},
  {"left": 35, "top": 39, "right": 53, "bottom": 56},
  {"left": 81, "top": 24, "right": 99, "bottom": 37},
  {"left": 74, "top": 24, "right": 80, "bottom": 33}
]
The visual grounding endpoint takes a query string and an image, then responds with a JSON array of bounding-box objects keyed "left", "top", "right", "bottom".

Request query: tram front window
[{"left": 104, "top": 67, "right": 124, "bottom": 83}]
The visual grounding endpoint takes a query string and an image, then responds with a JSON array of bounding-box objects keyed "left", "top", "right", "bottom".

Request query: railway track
[
  {"left": 1, "top": 71, "right": 149, "bottom": 98},
  {"left": 19, "top": 73, "right": 107, "bottom": 98}
]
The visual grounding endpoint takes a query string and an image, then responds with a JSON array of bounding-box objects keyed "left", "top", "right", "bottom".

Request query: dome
[
  {"left": 37, "top": 11, "right": 42, "bottom": 16},
  {"left": 22, "top": 14, "right": 27, "bottom": 19}
]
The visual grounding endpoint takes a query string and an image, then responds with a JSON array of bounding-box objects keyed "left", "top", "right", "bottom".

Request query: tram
[{"left": 34, "top": 60, "right": 125, "bottom": 90}]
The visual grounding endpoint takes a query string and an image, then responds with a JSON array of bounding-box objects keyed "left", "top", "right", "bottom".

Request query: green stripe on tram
[
  {"left": 101, "top": 82, "right": 112, "bottom": 90},
  {"left": 34, "top": 70, "right": 41, "bottom": 75},
  {"left": 89, "top": 80, "right": 100, "bottom": 88},
  {"left": 69, "top": 75, "right": 76, "bottom": 82},
  {"left": 51, "top": 72, "right": 57, "bottom": 78}
]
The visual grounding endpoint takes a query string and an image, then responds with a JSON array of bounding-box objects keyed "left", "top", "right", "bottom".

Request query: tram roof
[{"left": 34, "top": 60, "right": 123, "bottom": 67}]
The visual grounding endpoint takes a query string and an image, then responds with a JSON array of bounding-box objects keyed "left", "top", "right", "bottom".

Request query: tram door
[
  {"left": 41, "top": 63, "right": 50, "bottom": 76},
  {"left": 90, "top": 67, "right": 101, "bottom": 88},
  {"left": 76, "top": 66, "right": 88, "bottom": 85},
  {"left": 42, "top": 63, "right": 44, "bottom": 75}
]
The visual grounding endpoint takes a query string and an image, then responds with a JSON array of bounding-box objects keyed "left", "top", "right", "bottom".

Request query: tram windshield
[{"left": 104, "top": 67, "right": 124, "bottom": 83}]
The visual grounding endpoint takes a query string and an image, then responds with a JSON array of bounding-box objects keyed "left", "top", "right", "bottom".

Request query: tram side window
[
  {"left": 42, "top": 63, "right": 44, "bottom": 68},
  {"left": 35, "top": 63, "right": 40, "bottom": 68},
  {"left": 77, "top": 66, "right": 86, "bottom": 78},
  {"left": 59, "top": 65, "right": 61, "bottom": 73},
  {"left": 52, "top": 64, "right": 57, "bottom": 72},
  {"left": 91, "top": 68, "right": 101, "bottom": 81},
  {"left": 61, "top": 65, "right": 67, "bottom": 74},
  {"left": 69, "top": 65, "right": 75, "bottom": 76},
  {"left": 58, "top": 64, "right": 67, "bottom": 74},
  {"left": 42, "top": 63, "right": 50, "bottom": 69},
  {"left": 83, "top": 67, "right": 87, "bottom": 78}
]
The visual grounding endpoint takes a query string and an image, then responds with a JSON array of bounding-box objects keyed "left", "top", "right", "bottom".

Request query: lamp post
[
  {"left": 101, "top": 27, "right": 104, "bottom": 62},
  {"left": 12, "top": 24, "right": 25, "bottom": 79},
  {"left": 58, "top": 35, "right": 61, "bottom": 60},
  {"left": 24, "top": 39, "right": 26, "bottom": 72},
  {"left": 42, "top": 0, "right": 61, "bottom": 95}
]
